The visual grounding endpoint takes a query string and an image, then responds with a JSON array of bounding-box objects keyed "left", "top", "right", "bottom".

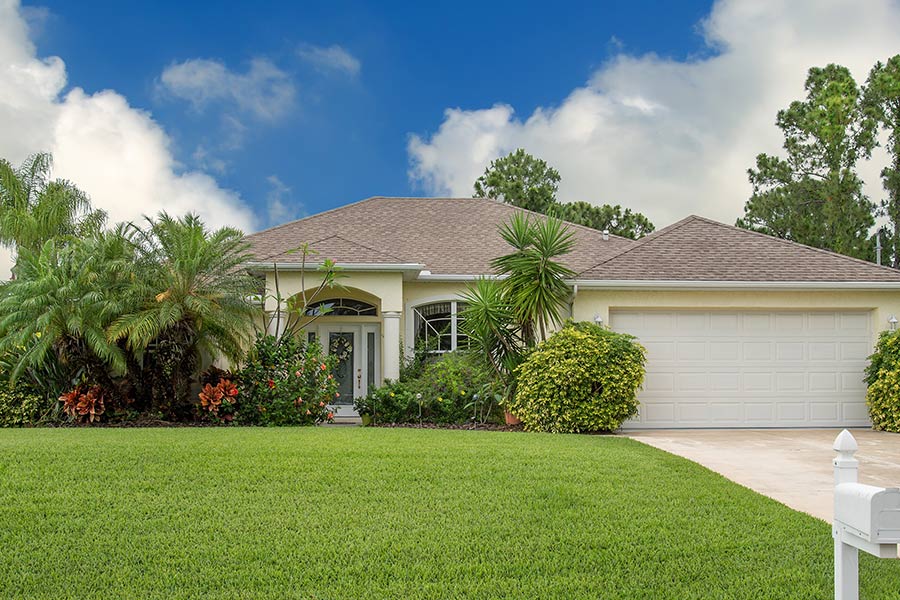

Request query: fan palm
[{"left": 108, "top": 213, "right": 260, "bottom": 411}]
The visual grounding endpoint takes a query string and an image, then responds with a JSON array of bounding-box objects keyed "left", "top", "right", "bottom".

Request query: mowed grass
[{"left": 1, "top": 429, "right": 899, "bottom": 599}]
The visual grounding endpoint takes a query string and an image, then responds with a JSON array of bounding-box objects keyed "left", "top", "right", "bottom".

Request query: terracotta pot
[{"left": 504, "top": 411, "right": 521, "bottom": 425}]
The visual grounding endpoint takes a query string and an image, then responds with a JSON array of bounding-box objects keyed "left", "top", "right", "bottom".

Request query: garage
[{"left": 610, "top": 309, "right": 873, "bottom": 429}]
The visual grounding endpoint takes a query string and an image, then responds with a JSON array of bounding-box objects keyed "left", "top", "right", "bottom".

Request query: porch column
[{"left": 382, "top": 311, "right": 401, "bottom": 381}]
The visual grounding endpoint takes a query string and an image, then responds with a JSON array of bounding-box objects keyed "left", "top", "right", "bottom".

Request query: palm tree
[
  {"left": 0, "top": 153, "right": 107, "bottom": 270},
  {"left": 108, "top": 213, "right": 260, "bottom": 413},
  {"left": 0, "top": 230, "right": 135, "bottom": 393}
]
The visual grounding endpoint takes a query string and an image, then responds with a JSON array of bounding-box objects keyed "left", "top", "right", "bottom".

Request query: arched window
[
  {"left": 305, "top": 298, "right": 377, "bottom": 317},
  {"left": 413, "top": 300, "right": 468, "bottom": 353}
]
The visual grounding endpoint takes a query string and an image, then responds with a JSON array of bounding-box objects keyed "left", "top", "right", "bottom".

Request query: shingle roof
[
  {"left": 246, "top": 196, "right": 634, "bottom": 275},
  {"left": 578, "top": 215, "right": 900, "bottom": 282}
]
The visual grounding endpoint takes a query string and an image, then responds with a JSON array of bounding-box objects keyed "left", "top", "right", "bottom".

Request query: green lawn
[{"left": 1, "top": 428, "right": 898, "bottom": 599}]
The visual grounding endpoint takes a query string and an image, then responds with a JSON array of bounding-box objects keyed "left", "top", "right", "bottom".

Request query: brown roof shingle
[
  {"left": 578, "top": 215, "right": 900, "bottom": 282},
  {"left": 246, "top": 196, "right": 634, "bottom": 275}
]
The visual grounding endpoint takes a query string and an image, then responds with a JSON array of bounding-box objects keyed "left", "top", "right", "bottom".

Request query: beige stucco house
[{"left": 246, "top": 196, "right": 900, "bottom": 429}]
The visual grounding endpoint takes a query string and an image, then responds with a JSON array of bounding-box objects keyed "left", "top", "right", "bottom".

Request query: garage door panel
[{"left": 610, "top": 309, "right": 872, "bottom": 428}]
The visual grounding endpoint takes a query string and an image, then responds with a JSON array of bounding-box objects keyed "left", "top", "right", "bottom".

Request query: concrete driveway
[{"left": 625, "top": 429, "right": 900, "bottom": 521}]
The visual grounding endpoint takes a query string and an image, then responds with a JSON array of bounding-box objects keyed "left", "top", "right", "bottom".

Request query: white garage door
[{"left": 610, "top": 310, "right": 873, "bottom": 429}]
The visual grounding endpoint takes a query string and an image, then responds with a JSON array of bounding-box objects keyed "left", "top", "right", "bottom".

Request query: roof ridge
[
  {"left": 576, "top": 215, "right": 700, "bottom": 276},
  {"left": 482, "top": 198, "right": 635, "bottom": 242},
  {"left": 691, "top": 215, "right": 900, "bottom": 275}
]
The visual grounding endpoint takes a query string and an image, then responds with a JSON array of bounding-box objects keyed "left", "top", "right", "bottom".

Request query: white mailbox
[{"left": 834, "top": 483, "right": 900, "bottom": 544}]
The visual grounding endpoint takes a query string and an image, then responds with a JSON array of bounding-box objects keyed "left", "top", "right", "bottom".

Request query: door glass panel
[
  {"left": 329, "top": 332, "right": 354, "bottom": 404},
  {"left": 367, "top": 332, "right": 375, "bottom": 389}
]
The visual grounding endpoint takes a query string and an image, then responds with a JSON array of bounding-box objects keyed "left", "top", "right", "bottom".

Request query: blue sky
[
  {"left": 3, "top": 0, "right": 899, "bottom": 248},
  {"left": 26, "top": 0, "right": 713, "bottom": 226}
]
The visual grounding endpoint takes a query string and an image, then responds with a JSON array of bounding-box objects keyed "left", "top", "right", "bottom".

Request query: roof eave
[
  {"left": 572, "top": 279, "right": 900, "bottom": 290},
  {"left": 246, "top": 261, "right": 426, "bottom": 273}
]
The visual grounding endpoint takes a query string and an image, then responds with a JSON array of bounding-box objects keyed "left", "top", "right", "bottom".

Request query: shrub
[
  {"left": 865, "top": 330, "right": 900, "bottom": 432},
  {"left": 356, "top": 351, "right": 501, "bottom": 425},
  {"left": 354, "top": 380, "right": 418, "bottom": 424},
  {"left": 0, "top": 385, "right": 48, "bottom": 427},
  {"left": 509, "top": 321, "right": 646, "bottom": 433},
  {"left": 235, "top": 335, "right": 338, "bottom": 426}
]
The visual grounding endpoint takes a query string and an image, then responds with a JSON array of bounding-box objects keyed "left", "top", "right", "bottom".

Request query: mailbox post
[{"left": 832, "top": 429, "right": 900, "bottom": 600}]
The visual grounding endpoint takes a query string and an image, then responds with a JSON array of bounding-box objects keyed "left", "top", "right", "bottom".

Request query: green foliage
[
  {"left": 510, "top": 321, "right": 646, "bottom": 433},
  {"left": 472, "top": 149, "right": 653, "bottom": 238},
  {"left": 865, "top": 329, "right": 900, "bottom": 432},
  {"left": 0, "top": 385, "right": 48, "bottom": 427},
  {"left": 462, "top": 213, "right": 576, "bottom": 407},
  {"left": 549, "top": 201, "right": 654, "bottom": 239},
  {"left": 355, "top": 351, "right": 500, "bottom": 425},
  {"left": 0, "top": 152, "right": 107, "bottom": 271},
  {"left": 235, "top": 335, "right": 339, "bottom": 426},
  {"left": 474, "top": 148, "right": 560, "bottom": 213},
  {"left": 864, "top": 55, "right": 900, "bottom": 268},
  {"left": 108, "top": 213, "right": 261, "bottom": 415},
  {"left": 737, "top": 64, "right": 877, "bottom": 260}
]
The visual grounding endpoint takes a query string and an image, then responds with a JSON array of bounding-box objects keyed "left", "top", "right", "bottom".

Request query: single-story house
[{"left": 246, "top": 196, "right": 900, "bottom": 429}]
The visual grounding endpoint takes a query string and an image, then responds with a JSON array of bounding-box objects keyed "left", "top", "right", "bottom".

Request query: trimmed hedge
[
  {"left": 865, "top": 330, "right": 900, "bottom": 432},
  {"left": 509, "top": 321, "right": 646, "bottom": 433}
]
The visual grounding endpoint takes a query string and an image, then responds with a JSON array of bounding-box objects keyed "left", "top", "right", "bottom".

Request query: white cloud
[
  {"left": 297, "top": 44, "right": 361, "bottom": 77},
  {"left": 264, "top": 175, "right": 304, "bottom": 226},
  {"left": 0, "top": 0, "right": 259, "bottom": 278},
  {"left": 408, "top": 0, "right": 900, "bottom": 229},
  {"left": 159, "top": 57, "right": 295, "bottom": 120}
]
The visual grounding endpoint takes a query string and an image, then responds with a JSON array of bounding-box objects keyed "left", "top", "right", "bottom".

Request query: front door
[{"left": 318, "top": 324, "right": 380, "bottom": 417}]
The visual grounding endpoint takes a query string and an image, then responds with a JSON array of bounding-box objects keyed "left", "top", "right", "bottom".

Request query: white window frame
[{"left": 405, "top": 296, "right": 468, "bottom": 358}]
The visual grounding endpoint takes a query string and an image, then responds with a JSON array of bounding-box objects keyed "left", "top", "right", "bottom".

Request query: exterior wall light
[
  {"left": 593, "top": 314, "right": 604, "bottom": 326},
  {"left": 890, "top": 315, "right": 898, "bottom": 331}
]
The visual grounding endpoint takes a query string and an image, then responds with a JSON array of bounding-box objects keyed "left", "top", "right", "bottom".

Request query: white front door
[{"left": 318, "top": 324, "right": 380, "bottom": 417}]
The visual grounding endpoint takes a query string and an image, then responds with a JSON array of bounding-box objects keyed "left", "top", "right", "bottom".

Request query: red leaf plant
[
  {"left": 199, "top": 379, "right": 239, "bottom": 417},
  {"left": 59, "top": 385, "right": 106, "bottom": 423}
]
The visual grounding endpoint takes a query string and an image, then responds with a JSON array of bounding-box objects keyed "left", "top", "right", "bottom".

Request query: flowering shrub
[
  {"left": 865, "top": 330, "right": 900, "bottom": 432},
  {"left": 59, "top": 385, "right": 107, "bottom": 424},
  {"left": 509, "top": 321, "right": 646, "bottom": 433},
  {"left": 235, "top": 335, "right": 338, "bottom": 426}
]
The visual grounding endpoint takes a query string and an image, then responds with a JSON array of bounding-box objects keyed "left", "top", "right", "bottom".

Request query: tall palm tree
[
  {"left": 108, "top": 213, "right": 260, "bottom": 413},
  {"left": 0, "top": 153, "right": 107, "bottom": 270}
]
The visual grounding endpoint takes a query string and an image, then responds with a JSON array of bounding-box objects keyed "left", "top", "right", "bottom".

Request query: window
[
  {"left": 413, "top": 300, "right": 468, "bottom": 353},
  {"left": 305, "top": 298, "right": 377, "bottom": 317}
]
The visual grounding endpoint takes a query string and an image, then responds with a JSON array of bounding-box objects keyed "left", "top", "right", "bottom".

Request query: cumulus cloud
[
  {"left": 297, "top": 44, "right": 361, "bottom": 77},
  {"left": 0, "top": 0, "right": 258, "bottom": 277},
  {"left": 159, "top": 57, "right": 295, "bottom": 120},
  {"left": 408, "top": 0, "right": 900, "bottom": 228}
]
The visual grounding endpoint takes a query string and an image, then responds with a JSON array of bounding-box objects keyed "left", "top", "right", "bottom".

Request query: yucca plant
[{"left": 109, "top": 213, "right": 261, "bottom": 414}]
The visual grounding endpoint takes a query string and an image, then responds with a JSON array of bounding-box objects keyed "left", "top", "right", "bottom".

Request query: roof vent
[{"left": 602, "top": 229, "right": 609, "bottom": 241}]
